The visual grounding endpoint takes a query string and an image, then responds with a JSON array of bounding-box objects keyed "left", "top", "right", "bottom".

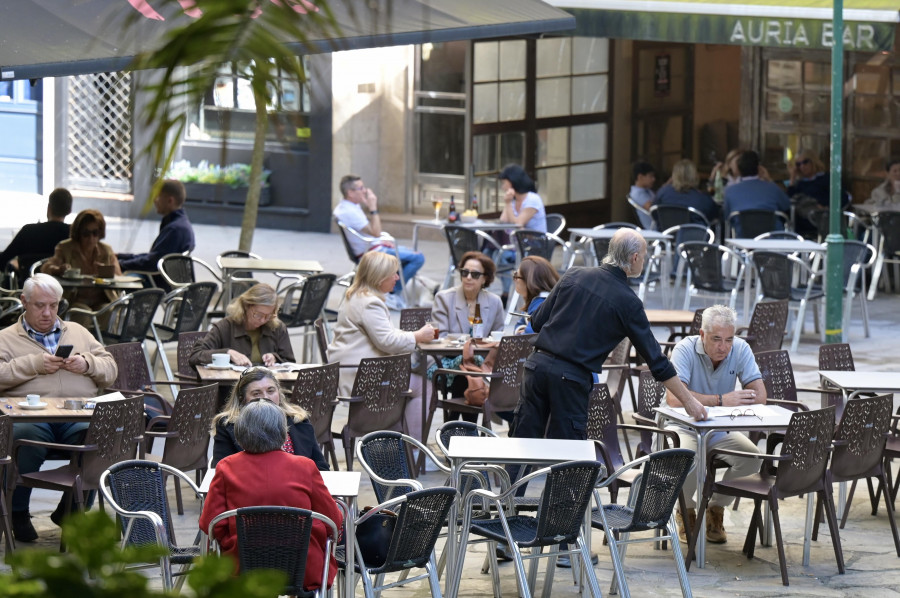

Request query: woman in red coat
[{"left": 199, "top": 398, "right": 342, "bottom": 592}]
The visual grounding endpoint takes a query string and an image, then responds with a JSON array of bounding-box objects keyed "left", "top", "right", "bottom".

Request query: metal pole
[{"left": 825, "top": 0, "right": 845, "bottom": 344}]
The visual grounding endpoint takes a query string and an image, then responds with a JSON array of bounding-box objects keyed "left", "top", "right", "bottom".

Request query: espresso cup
[
  {"left": 490, "top": 330, "right": 504, "bottom": 342},
  {"left": 26, "top": 394, "right": 41, "bottom": 406},
  {"left": 211, "top": 353, "right": 230, "bottom": 367}
]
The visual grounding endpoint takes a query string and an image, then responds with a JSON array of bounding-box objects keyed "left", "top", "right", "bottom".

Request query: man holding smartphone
[{"left": 0, "top": 273, "right": 117, "bottom": 542}]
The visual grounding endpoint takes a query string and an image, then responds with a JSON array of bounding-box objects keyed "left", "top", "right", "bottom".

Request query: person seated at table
[
  {"left": 0, "top": 273, "right": 118, "bottom": 542},
  {"left": 432, "top": 251, "right": 505, "bottom": 338},
  {"left": 512, "top": 256, "right": 559, "bottom": 335},
  {"left": 210, "top": 365, "right": 328, "bottom": 470},
  {"left": 199, "top": 399, "right": 342, "bottom": 592},
  {"left": 327, "top": 251, "right": 433, "bottom": 442},
  {"left": 495, "top": 164, "right": 547, "bottom": 297},
  {"left": 40, "top": 209, "right": 122, "bottom": 323},
  {"left": 190, "top": 283, "right": 294, "bottom": 368},
  {"left": 664, "top": 304, "right": 767, "bottom": 545},
  {"left": 0, "top": 187, "right": 72, "bottom": 284},
  {"left": 865, "top": 157, "right": 900, "bottom": 210},
  {"left": 655, "top": 159, "right": 719, "bottom": 225},
  {"left": 723, "top": 150, "right": 791, "bottom": 237},
  {"left": 629, "top": 161, "right": 656, "bottom": 229},
  {"left": 787, "top": 148, "right": 850, "bottom": 237}
]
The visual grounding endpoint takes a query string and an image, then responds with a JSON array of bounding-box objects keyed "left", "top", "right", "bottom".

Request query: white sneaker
[{"left": 384, "top": 293, "right": 406, "bottom": 311}]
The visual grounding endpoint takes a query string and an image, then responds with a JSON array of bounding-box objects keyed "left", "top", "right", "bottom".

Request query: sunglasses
[
  {"left": 459, "top": 269, "right": 484, "bottom": 280},
  {"left": 795, "top": 159, "right": 811, "bottom": 167}
]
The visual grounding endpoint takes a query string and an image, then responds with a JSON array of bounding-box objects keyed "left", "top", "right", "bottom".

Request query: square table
[
  {"left": 218, "top": 257, "right": 323, "bottom": 304},
  {"left": 818, "top": 370, "right": 900, "bottom": 403},
  {"left": 57, "top": 274, "right": 144, "bottom": 292},
  {"left": 195, "top": 364, "right": 316, "bottom": 386},
  {"left": 410, "top": 218, "right": 519, "bottom": 251},
  {"left": 2, "top": 398, "right": 95, "bottom": 423},
  {"left": 654, "top": 404, "right": 796, "bottom": 567},
  {"left": 444, "top": 436, "right": 596, "bottom": 596}
]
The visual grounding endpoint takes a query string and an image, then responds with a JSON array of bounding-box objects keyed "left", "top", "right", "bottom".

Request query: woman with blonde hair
[
  {"left": 209, "top": 366, "right": 328, "bottom": 469},
  {"left": 327, "top": 251, "right": 433, "bottom": 441},
  {"left": 655, "top": 159, "right": 718, "bottom": 224},
  {"left": 190, "top": 282, "right": 293, "bottom": 368}
]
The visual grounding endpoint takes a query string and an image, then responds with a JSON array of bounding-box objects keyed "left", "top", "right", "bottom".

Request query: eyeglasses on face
[
  {"left": 83, "top": 229, "right": 101, "bottom": 238},
  {"left": 248, "top": 309, "right": 275, "bottom": 322},
  {"left": 795, "top": 159, "right": 811, "bottom": 167},
  {"left": 459, "top": 268, "right": 484, "bottom": 280},
  {"left": 730, "top": 408, "right": 762, "bottom": 422}
]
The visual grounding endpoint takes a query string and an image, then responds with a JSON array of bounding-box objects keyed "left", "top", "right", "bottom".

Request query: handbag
[
  {"left": 461, "top": 339, "right": 498, "bottom": 407},
  {"left": 356, "top": 507, "right": 397, "bottom": 567}
]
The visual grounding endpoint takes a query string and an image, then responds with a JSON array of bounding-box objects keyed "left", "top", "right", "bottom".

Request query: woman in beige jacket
[{"left": 327, "top": 252, "right": 433, "bottom": 441}]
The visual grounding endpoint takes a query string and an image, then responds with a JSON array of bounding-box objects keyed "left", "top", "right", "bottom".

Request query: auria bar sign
[{"left": 729, "top": 19, "right": 879, "bottom": 50}]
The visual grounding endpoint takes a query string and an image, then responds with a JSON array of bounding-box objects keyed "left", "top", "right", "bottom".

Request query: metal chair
[
  {"left": 627, "top": 195, "right": 654, "bottom": 229},
  {"left": 685, "top": 407, "right": 844, "bottom": 586},
  {"left": 313, "top": 317, "right": 330, "bottom": 363},
  {"left": 335, "top": 220, "right": 410, "bottom": 299},
  {"left": 144, "top": 383, "right": 218, "bottom": 515},
  {"left": 278, "top": 273, "right": 336, "bottom": 362},
  {"left": 567, "top": 222, "right": 638, "bottom": 269},
  {"left": 651, "top": 204, "right": 711, "bottom": 230},
  {"left": 100, "top": 460, "right": 203, "bottom": 591},
  {"left": 357, "top": 430, "right": 440, "bottom": 501},
  {"left": 337, "top": 353, "right": 413, "bottom": 470},
  {"left": 755, "top": 230, "right": 804, "bottom": 241},
  {"left": 818, "top": 343, "right": 855, "bottom": 414},
  {"left": 662, "top": 223, "right": 715, "bottom": 296},
  {"left": 157, "top": 253, "right": 220, "bottom": 289},
  {"left": 67, "top": 288, "right": 164, "bottom": 345},
  {"left": 727, "top": 209, "right": 790, "bottom": 239},
  {"left": 106, "top": 341, "right": 183, "bottom": 420},
  {"left": 835, "top": 240, "right": 877, "bottom": 343},
  {"left": 0, "top": 296, "right": 23, "bottom": 328},
  {"left": 451, "top": 460, "right": 605, "bottom": 598},
  {"left": 545, "top": 213, "right": 566, "bottom": 236},
  {"left": 0, "top": 414, "right": 14, "bottom": 553},
  {"left": 632, "top": 370, "right": 668, "bottom": 456},
  {"left": 509, "top": 229, "right": 567, "bottom": 266},
  {"left": 289, "top": 362, "right": 341, "bottom": 470},
  {"left": 592, "top": 449, "right": 696, "bottom": 598},
  {"left": 442, "top": 225, "right": 508, "bottom": 290},
  {"left": 208, "top": 506, "right": 339, "bottom": 598},
  {"left": 399, "top": 307, "right": 431, "bottom": 332},
  {"left": 736, "top": 299, "right": 789, "bottom": 354},
  {"left": 868, "top": 211, "right": 900, "bottom": 299},
  {"left": 678, "top": 242, "right": 743, "bottom": 311},
  {"left": 751, "top": 250, "right": 824, "bottom": 352},
  {"left": 150, "top": 281, "right": 217, "bottom": 382}
]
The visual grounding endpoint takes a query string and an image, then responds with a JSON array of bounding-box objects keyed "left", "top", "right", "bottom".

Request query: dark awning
[
  {"left": 0, "top": 0, "right": 575, "bottom": 81},
  {"left": 553, "top": 0, "right": 898, "bottom": 51}
]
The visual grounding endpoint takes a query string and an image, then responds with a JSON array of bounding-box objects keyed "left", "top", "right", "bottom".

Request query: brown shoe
[
  {"left": 706, "top": 506, "right": 727, "bottom": 544},
  {"left": 675, "top": 508, "right": 696, "bottom": 543}
]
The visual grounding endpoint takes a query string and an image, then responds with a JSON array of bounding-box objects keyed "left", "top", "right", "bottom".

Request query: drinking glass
[{"left": 432, "top": 198, "right": 443, "bottom": 221}]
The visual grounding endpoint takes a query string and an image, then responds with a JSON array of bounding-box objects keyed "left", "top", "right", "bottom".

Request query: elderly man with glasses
[{"left": 665, "top": 304, "right": 768, "bottom": 545}]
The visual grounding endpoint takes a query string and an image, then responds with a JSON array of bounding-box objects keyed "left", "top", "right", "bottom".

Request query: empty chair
[
  {"left": 751, "top": 250, "right": 824, "bottom": 352},
  {"left": 727, "top": 209, "right": 790, "bottom": 239},
  {"left": 679, "top": 242, "right": 743, "bottom": 311},
  {"left": 150, "top": 281, "right": 217, "bottom": 381},
  {"left": 545, "top": 213, "right": 566, "bottom": 236},
  {"left": 509, "top": 229, "right": 567, "bottom": 266},
  {"left": 215, "top": 250, "right": 261, "bottom": 299},
  {"left": 736, "top": 299, "right": 789, "bottom": 353},
  {"left": 289, "top": 362, "right": 341, "bottom": 470},
  {"left": 100, "top": 460, "right": 203, "bottom": 591},
  {"left": 157, "top": 253, "right": 219, "bottom": 289},
  {"left": 278, "top": 273, "right": 336, "bottom": 362},
  {"left": 67, "top": 288, "right": 164, "bottom": 345},
  {"left": 651, "top": 204, "right": 711, "bottom": 230},
  {"left": 818, "top": 343, "right": 855, "bottom": 412}
]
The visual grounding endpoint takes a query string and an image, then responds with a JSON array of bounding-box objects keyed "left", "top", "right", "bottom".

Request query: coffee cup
[
  {"left": 63, "top": 268, "right": 81, "bottom": 279},
  {"left": 26, "top": 394, "right": 41, "bottom": 406},
  {"left": 211, "top": 353, "right": 230, "bottom": 367},
  {"left": 97, "top": 264, "right": 115, "bottom": 278},
  {"left": 490, "top": 330, "right": 504, "bottom": 342}
]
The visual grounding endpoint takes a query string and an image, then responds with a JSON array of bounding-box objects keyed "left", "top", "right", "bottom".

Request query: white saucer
[
  {"left": 425, "top": 339, "right": 442, "bottom": 344},
  {"left": 18, "top": 401, "right": 48, "bottom": 410},
  {"left": 206, "top": 364, "right": 233, "bottom": 370}
]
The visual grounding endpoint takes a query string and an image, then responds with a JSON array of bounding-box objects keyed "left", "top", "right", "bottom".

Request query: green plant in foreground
[{"left": 0, "top": 510, "right": 285, "bottom": 597}]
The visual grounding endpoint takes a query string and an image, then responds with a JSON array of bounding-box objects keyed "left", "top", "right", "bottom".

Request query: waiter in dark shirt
[
  {"left": 514, "top": 228, "right": 707, "bottom": 443},
  {"left": 0, "top": 188, "right": 72, "bottom": 283}
]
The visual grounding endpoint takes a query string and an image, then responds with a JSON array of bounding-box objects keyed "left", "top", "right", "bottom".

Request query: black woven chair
[
  {"left": 150, "top": 281, "right": 217, "bottom": 382},
  {"left": 751, "top": 250, "right": 823, "bottom": 352},
  {"left": 451, "top": 460, "right": 605, "bottom": 598},
  {"left": 278, "top": 273, "right": 336, "bottom": 362},
  {"left": 350, "top": 487, "right": 456, "bottom": 598},
  {"left": 67, "top": 288, "right": 164, "bottom": 345},
  {"left": 208, "top": 506, "right": 339, "bottom": 598},
  {"left": 727, "top": 209, "right": 789, "bottom": 239},
  {"left": 678, "top": 242, "right": 743, "bottom": 311},
  {"left": 651, "top": 204, "right": 710, "bottom": 229},
  {"left": 509, "top": 229, "right": 567, "bottom": 265},
  {"left": 100, "top": 460, "right": 202, "bottom": 592},
  {"left": 592, "top": 449, "right": 696, "bottom": 598},
  {"left": 442, "top": 225, "right": 508, "bottom": 289}
]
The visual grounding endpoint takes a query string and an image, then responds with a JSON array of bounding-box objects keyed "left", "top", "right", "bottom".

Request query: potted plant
[{"left": 168, "top": 160, "right": 272, "bottom": 206}]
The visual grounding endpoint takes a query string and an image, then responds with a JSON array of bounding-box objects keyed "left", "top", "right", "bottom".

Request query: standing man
[
  {"left": 117, "top": 179, "right": 195, "bottom": 289},
  {"left": 0, "top": 188, "right": 72, "bottom": 283},
  {"left": 333, "top": 174, "right": 424, "bottom": 311},
  {"left": 0, "top": 274, "right": 118, "bottom": 542},
  {"left": 722, "top": 150, "right": 791, "bottom": 236},
  {"left": 665, "top": 304, "right": 767, "bottom": 544}
]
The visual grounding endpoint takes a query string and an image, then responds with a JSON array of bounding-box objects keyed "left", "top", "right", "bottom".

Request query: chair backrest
[
  {"left": 635, "top": 371, "right": 668, "bottom": 457},
  {"left": 744, "top": 299, "right": 789, "bottom": 353},
  {"left": 358, "top": 431, "right": 418, "bottom": 503},
  {"left": 730, "top": 209, "right": 787, "bottom": 239},
  {"left": 313, "top": 318, "right": 329, "bottom": 362},
  {"left": 511, "top": 230, "right": 559, "bottom": 262},
  {"left": 752, "top": 251, "right": 796, "bottom": 301},
  {"left": 754, "top": 349, "right": 799, "bottom": 403},
  {"left": 216, "top": 250, "right": 260, "bottom": 280},
  {"left": 399, "top": 307, "right": 431, "bottom": 332},
  {"left": 159, "top": 254, "right": 196, "bottom": 286},
  {"left": 818, "top": 343, "right": 854, "bottom": 372},
  {"left": 877, "top": 212, "right": 900, "bottom": 256},
  {"left": 531, "top": 461, "right": 604, "bottom": 547},
  {"left": 435, "top": 420, "right": 497, "bottom": 458},
  {"left": 663, "top": 223, "right": 715, "bottom": 252},
  {"left": 652, "top": 204, "right": 709, "bottom": 229},
  {"left": 616, "top": 449, "right": 695, "bottom": 532},
  {"left": 0, "top": 414, "right": 12, "bottom": 463},
  {"left": 347, "top": 354, "right": 412, "bottom": 437},
  {"left": 107, "top": 341, "right": 153, "bottom": 391},
  {"left": 290, "top": 362, "right": 341, "bottom": 446},
  {"left": 589, "top": 223, "right": 638, "bottom": 262},
  {"left": 840, "top": 240, "right": 875, "bottom": 289},
  {"left": 443, "top": 225, "right": 483, "bottom": 270},
  {"left": 0, "top": 297, "right": 23, "bottom": 328},
  {"left": 689, "top": 307, "right": 705, "bottom": 335},
  {"left": 111, "top": 289, "right": 165, "bottom": 343},
  {"left": 279, "top": 274, "right": 336, "bottom": 328},
  {"left": 831, "top": 393, "right": 892, "bottom": 481},
  {"left": 103, "top": 460, "right": 177, "bottom": 550},
  {"left": 486, "top": 334, "right": 535, "bottom": 414},
  {"left": 603, "top": 337, "right": 631, "bottom": 411},
  {"left": 160, "top": 282, "right": 218, "bottom": 338},
  {"left": 775, "top": 407, "right": 835, "bottom": 495},
  {"left": 807, "top": 210, "right": 850, "bottom": 242},
  {"left": 680, "top": 242, "right": 734, "bottom": 292},
  {"left": 82, "top": 396, "right": 145, "bottom": 488},
  {"left": 586, "top": 383, "right": 625, "bottom": 472},
  {"left": 755, "top": 231, "right": 804, "bottom": 242},
  {"left": 545, "top": 213, "right": 566, "bottom": 236},
  {"left": 160, "top": 383, "right": 218, "bottom": 471},
  {"left": 177, "top": 331, "right": 207, "bottom": 378},
  {"left": 335, "top": 220, "right": 364, "bottom": 264}
]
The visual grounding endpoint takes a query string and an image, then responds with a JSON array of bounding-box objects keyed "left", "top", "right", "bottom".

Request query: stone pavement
[{"left": 3, "top": 216, "right": 900, "bottom": 596}]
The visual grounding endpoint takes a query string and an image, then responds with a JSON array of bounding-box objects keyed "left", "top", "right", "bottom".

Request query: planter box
[{"left": 183, "top": 182, "right": 272, "bottom": 206}]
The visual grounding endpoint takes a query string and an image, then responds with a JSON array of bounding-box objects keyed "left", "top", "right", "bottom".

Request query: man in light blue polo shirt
[{"left": 666, "top": 304, "right": 767, "bottom": 544}]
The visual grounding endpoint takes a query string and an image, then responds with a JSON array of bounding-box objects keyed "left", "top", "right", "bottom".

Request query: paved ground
[{"left": 4, "top": 215, "right": 900, "bottom": 596}]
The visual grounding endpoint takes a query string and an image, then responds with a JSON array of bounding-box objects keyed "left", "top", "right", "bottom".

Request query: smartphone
[{"left": 55, "top": 345, "right": 74, "bottom": 359}]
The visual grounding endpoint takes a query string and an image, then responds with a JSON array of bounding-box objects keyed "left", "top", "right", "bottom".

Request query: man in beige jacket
[{"left": 0, "top": 273, "right": 117, "bottom": 542}]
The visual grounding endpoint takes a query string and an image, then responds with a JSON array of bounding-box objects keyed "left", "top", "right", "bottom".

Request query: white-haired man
[
  {"left": 666, "top": 304, "right": 767, "bottom": 544},
  {"left": 0, "top": 273, "right": 117, "bottom": 542}
]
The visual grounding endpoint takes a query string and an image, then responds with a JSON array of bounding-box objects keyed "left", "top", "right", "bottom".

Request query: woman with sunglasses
[
  {"left": 328, "top": 251, "right": 433, "bottom": 441},
  {"left": 513, "top": 255, "right": 559, "bottom": 334},
  {"left": 787, "top": 148, "right": 850, "bottom": 236},
  {"left": 41, "top": 209, "right": 122, "bottom": 321},
  {"left": 190, "top": 283, "right": 293, "bottom": 368},
  {"left": 209, "top": 365, "right": 328, "bottom": 469},
  {"left": 431, "top": 251, "right": 505, "bottom": 339}
]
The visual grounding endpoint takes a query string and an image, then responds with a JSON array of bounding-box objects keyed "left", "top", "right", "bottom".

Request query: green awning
[{"left": 553, "top": 0, "right": 898, "bottom": 50}]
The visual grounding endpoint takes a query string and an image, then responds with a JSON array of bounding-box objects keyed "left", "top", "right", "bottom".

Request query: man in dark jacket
[{"left": 0, "top": 188, "right": 72, "bottom": 283}]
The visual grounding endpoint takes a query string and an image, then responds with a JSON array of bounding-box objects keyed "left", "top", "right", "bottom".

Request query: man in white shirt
[
  {"left": 333, "top": 174, "right": 424, "bottom": 309},
  {"left": 629, "top": 161, "right": 656, "bottom": 229}
]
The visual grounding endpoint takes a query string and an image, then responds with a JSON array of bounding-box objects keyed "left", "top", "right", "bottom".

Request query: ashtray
[{"left": 63, "top": 399, "right": 85, "bottom": 410}]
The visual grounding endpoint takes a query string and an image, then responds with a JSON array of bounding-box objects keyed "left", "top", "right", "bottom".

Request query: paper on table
[
  {"left": 665, "top": 404, "right": 782, "bottom": 419},
  {"left": 94, "top": 391, "right": 126, "bottom": 402}
]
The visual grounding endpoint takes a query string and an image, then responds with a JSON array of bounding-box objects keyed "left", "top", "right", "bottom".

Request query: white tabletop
[
  {"left": 725, "top": 239, "right": 825, "bottom": 252},
  {"left": 569, "top": 227, "right": 671, "bottom": 241},
  {"left": 412, "top": 218, "right": 518, "bottom": 231},
  {"left": 818, "top": 370, "right": 900, "bottom": 393},
  {"left": 200, "top": 468, "right": 361, "bottom": 497},
  {"left": 218, "top": 257, "right": 323, "bottom": 273},
  {"left": 655, "top": 404, "right": 795, "bottom": 431},
  {"left": 446, "top": 436, "right": 596, "bottom": 464}
]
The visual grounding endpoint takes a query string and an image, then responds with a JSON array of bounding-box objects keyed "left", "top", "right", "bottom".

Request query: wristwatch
[
  {"left": 717, "top": 394, "right": 723, "bottom": 406},
  {"left": 370, "top": 209, "right": 379, "bottom": 215}
]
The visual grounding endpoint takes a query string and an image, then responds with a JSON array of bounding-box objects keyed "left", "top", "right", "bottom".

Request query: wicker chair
[
  {"left": 686, "top": 407, "right": 844, "bottom": 586},
  {"left": 278, "top": 273, "right": 337, "bottom": 362},
  {"left": 592, "top": 449, "right": 696, "bottom": 598},
  {"left": 727, "top": 209, "right": 790, "bottom": 239},
  {"left": 751, "top": 250, "right": 824, "bottom": 352},
  {"left": 651, "top": 204, "right": 710, "bottom": 229},
  {"left": 289, "top": 362, "right": 341, "bottom": 470},
  {"left": 679, "top": 242, "right": 743, "bottom": 311},
  {"left": 0, "top": 414, "right": 14, "bottom": 552},
  {"left": 150, "top": 281, "right": 217, "bottom": 381},
  {"left": 100, "top": 460, "right": 203, "bottom": 591},
  {"left": 67, "top": 288, "right": 164, "bottom": 345}
]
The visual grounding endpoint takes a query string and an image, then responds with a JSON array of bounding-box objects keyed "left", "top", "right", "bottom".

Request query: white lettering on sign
[
  {"left": 822, "top": 22, "right": 877, "bottom": 50},
  {"left": 731, "top": 19, "right": 876, "bottom": 50}
]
